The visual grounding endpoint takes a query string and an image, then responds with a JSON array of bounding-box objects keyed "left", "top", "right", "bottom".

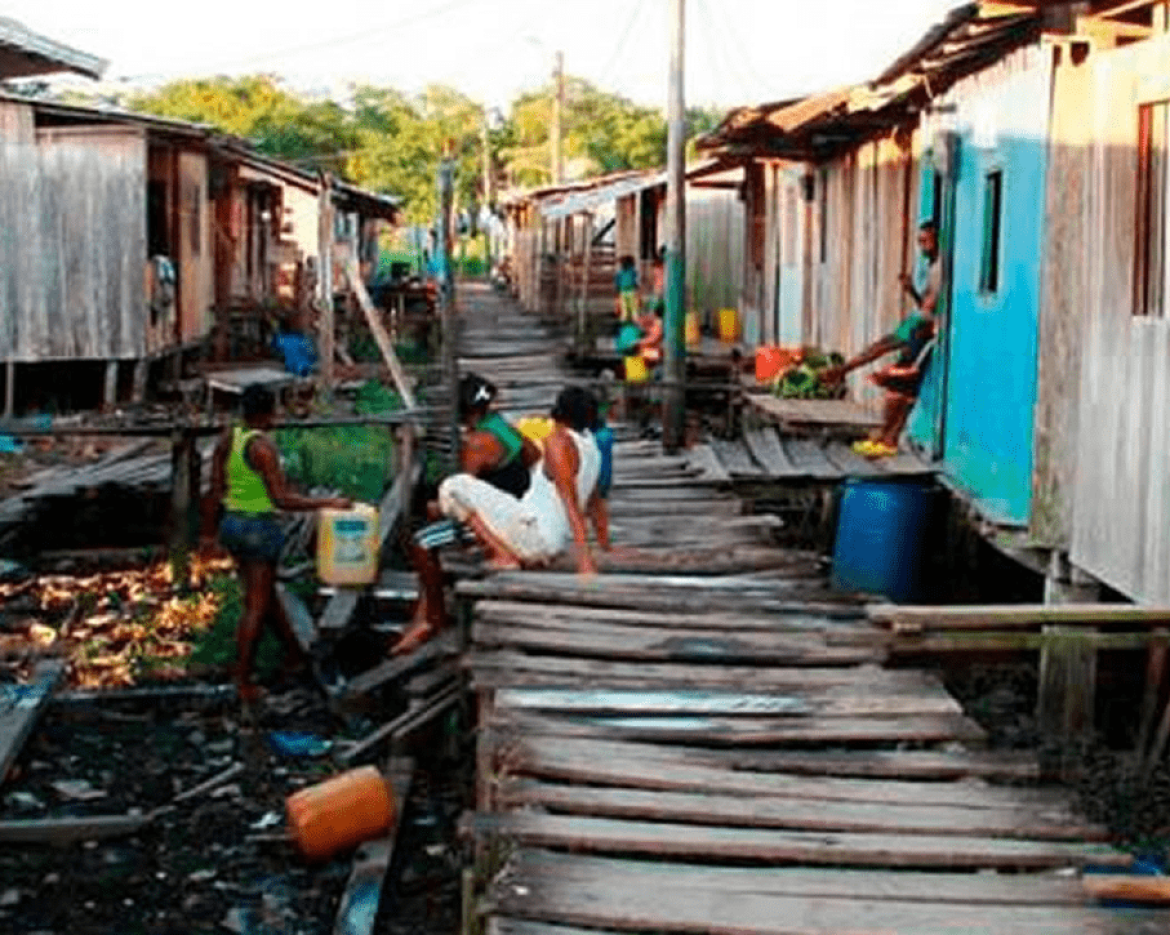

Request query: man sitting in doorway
[{"left": 822, "top": 220, "right": 942, "bottom": 458}]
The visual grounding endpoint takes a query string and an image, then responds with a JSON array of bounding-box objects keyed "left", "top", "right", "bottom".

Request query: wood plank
[
  {"left": 504, "top": 737, "right": 1055, "bottom": 809},
  {"left": 742, "top": 426, "right": 801, "bottom": 478},
  {"left": 870, "top": 602, "right": 1170, "bottom": 632},
  {"left": 343, "top": 630, "right": 461, "bottom": 699},
  {"left": 500, "top": 781, "right": 1105, "bottom": 841},
  {"left": 0, "top": 659, "right": 65, "bottom": 784},
  {"left": 474, "top": 600, "right": 862, "bottom": 631},
  {"left": 709, "top": 437, "right": 766, "bottom": 477},
  {"left": 493, "top": 685, "right": 961, "bottom": 719},
  {"left": 488, "top": 868, "right": 1170, "bottom": 935},
  {"left": 822, "top": 439, "right": 888, "bottom": 478},
  {"left": 502, "top": 850, "right": 1093, "bottom": 906},
  {"left": 332, "top": 758, "right": 414, "bottom": 935},
  {"left": 346, "top": 256, "right": 416, "bottom": 409},
  {"left": 469, "top": 812, "right": 1129, "bottom": 869},
  {"left": 472, "top": 622, "right": 880, "bottom": 666},
  {"left": 0, "top": 813, "right": 152, "bottom": 844},
  {"left": 746, "top": 394, "right": 882, "bottom": 430},
  {"left": 468, "top": 652, "right": 914, "bottom": 691},
  {"left": 713, "top": 748, "right": 1040, "bottom": 782},
  {"left": 780, "top": 436, "right": 840, "bottom": 479},
  {"left": 681, "top": 442, "right": 731, "bottom": 483},
  {"left": 493, "top": 708, "right": 982, "bottom": 747}
]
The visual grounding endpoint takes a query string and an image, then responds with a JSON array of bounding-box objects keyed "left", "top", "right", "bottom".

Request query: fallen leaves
[{"left": 0, "top": 558, "right": 236, "bottom": 689}]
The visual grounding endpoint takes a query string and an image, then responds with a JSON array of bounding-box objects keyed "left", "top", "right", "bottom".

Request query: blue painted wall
[{"left": 911, "top": 58, "right": 1052, "bottom": 527}]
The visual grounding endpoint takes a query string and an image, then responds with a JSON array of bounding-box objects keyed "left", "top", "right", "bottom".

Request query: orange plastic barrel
[{"left": 286, "top": 765, "right": 395, "bottom": 862}]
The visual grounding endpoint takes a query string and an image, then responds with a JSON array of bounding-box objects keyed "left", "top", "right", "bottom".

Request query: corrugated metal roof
[{"left": 0, "top": 18, "right": 107, "bottom": 80}]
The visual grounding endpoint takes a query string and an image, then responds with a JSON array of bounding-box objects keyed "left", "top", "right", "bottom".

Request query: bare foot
[{"left": 391, "top": 620, "right": 435, "bottom": 656}]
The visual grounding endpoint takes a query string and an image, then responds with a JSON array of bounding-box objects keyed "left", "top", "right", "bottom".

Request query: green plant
[{"left": 187, "top": 574, "right": 282, "bottom": 676}]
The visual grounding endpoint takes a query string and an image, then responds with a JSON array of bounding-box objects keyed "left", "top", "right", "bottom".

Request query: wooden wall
[
  {"left": 1072, "top": 32, "right": 1170, "bottom": 602},
  {"left": 1033, "top": 45, "right": 1093, "bottom": 547},
  {"left": 686, "top": 186, "right": 744, "bottom": 332},
  {"left": 808, "top": 134, "right": 918, "bottom": 408},
  {"left": 177, "top": 149, "right": 212, "bottom": 345},
  {"left": 0, "top": 127, "right": 148, "bottom": 361}
]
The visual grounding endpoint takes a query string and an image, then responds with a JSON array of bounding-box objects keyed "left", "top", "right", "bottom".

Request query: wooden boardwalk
[{"left": 453, "top": 282, "right": 1160, "bottom": 935}]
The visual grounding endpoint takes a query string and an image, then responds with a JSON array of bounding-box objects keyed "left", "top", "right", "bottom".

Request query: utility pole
[
  {"left": 482, "top": 107, "right": 493, "bottom": 274},
  {"left": 552, "top": 50, "right": 565, "bottom": 185},
  {"left": 663, "top": 0, "right": 687, "bottom": 450},
  {"left": 437, "top": 147, "right": 459, "bottom": 471}
]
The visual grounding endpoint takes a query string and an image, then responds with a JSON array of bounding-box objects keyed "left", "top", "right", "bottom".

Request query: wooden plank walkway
[{"left": 451, "top": 282, "right": 1149, "bottom": 935}]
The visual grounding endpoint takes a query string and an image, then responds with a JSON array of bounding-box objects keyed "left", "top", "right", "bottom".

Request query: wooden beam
[
  {"left": 0, "top": 814, "right": 152, "bottom": 844},
  {"left": 0, "top": 659, "right": 64, "bottom": 785},
  {"left": 332, "top": 758, "right": 414, "bottom": 935},
  {"left": 345, "top": 256, "right": 416, "bottom": 410},
  {"left": 870, "top": 602, "right": 1170, "bottom": 632}
]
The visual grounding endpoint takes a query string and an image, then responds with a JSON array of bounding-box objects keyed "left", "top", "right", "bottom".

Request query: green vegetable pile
[{"left": 772, "top": 349, "right": 847, "bottom": 400}]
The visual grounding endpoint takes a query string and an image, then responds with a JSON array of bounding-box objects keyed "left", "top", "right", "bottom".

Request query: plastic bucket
[
  {"left": 286, "top": 765, "right": 396, "bottom": 862},
  {"left": 685, "top": 311, "right": 701, "bottom": 347},
  {"left": 624, "top": 355, "right": 649, "bottom": 383},
  {"left": 831, "top": 479, "right": 935, "bottom": 603},
  {"left": 755, "top": 346, "right": 785, "bottom": 383},
  {"left": 718, "top": 307, "right": 739, "bottom": 342}
]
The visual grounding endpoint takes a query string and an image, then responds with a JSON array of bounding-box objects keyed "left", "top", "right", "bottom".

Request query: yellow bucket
[
  {"left": 685, "top": 311, "right": 700, "bottom": 347},
  {"left": 515, "top": 415, "right": 555, "bottom": 449},
  {"left": 624, "top": 355, "right": 648, "bottom": 383},
  {"left": 718, "top": 308, "right": 739, "bottom": 342}
]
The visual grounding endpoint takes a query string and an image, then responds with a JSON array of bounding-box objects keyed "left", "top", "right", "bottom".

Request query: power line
[
  {"left": 197, "top": 0, "right": 486, "bottom": 73},
  {"left": 698, "top": 0, "right": 753, "bottom": 102},
  {"left": 595, "top": 0, "right": 650, "bottom": 93}
]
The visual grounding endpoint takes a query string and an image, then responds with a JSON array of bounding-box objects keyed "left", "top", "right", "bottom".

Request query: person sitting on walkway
[
  {"left": 202, "top": 384, "right": 350, "bottom": 704},
  {"left": 822, "top": 220, "right": 942, "bottom": 457},
  {"left": 397, "top": 386, "right": 609, "bottom": 655}
]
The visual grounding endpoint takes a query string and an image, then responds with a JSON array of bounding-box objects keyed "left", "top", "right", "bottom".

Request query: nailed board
[
  {"left": 472, "top": 621, "right": 880, "bottom": 667},
  {"left": 496, "top": 737, "right": 1064, "bottom": 810},
  {"left": 0, "top": 659, "right": 65, "bottom": 784},
  {"left": 746, "top": 394, "right": 882, "bottom": 430},
  {"left": 470, "top": 812, "right": 1129, "bottom": 870},
  {"left": 781, "top": 437, "right": 841, "bottom": 480},
  {"left": 488, "top": 861, "right": 1167, "bottom": 935},
  {"left": 499, "top": 781, "right": 1104, "bottom": 841},
  {"left": 709, "top": 437, "right": 766, "bottom": 478},
  {"left": 742, "top": 426, "right": 802, "bottom": 478},
  {"left": 474, "top": 600, "right": 861, "bottom": 632},
  {"left": 490, "top": 709, "right": 985, "bottom": 747}
]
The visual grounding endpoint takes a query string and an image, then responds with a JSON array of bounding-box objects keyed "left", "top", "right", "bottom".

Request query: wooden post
[
  {"left": 1036, "top": 625, "right": 1096, "bottom": 779},
  {"left": 663, "top": 0, "right": 687, "bottom": 451},
  {"left": 131, "top": 359, "right": 149, "bottom": 405},
  {"left": 4, "top": 361, "right": 13, "bottom": 418},
  {"left": 345, "top": 256, "right": 417, "bottom": 410},
  {"left": 578, "top": 213, "right": 594, "bottom": 350},
  {"left": 169, "top": 426, "right": 200, "bottom": 591},
  {"left": 102, "top": 361, "right": 118, "bottom": 411},
  {"left": 1138, "top": 628, "right": 1169, "bottom": 757},
  {"left": 438, "top": 154, "right": 459, "bottom": 473},
  {"left": 552, "top": 51, "right": 564, "bottom": 185},
  {"left": 318, "top": 174, "right": 336, "bottom": 390}
]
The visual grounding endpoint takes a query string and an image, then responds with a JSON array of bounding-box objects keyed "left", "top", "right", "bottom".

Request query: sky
[{"left": 10, "top": 0, "right": 961, "bottom": 111}]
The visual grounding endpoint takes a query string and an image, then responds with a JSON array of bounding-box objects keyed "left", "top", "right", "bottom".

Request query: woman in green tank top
[{"left": 202, "top": 384, "right": 349, "bottom": 705}]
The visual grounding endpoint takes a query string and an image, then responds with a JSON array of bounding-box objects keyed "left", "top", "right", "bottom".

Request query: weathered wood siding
[
  {"left": 686, "top": 187, "right": 743, "bottom": 334},
  {"left": 809, "top": 135, "right": 918, "bottom": 408},
  {"left": 1033, "top": 48, "right": 1093, "bottom": 547},
  {"left": 177, "top": 149, "right": 212, "bottom": 345},
  {"left": 0, "top": 127, "right": 148, "bottom": 361},
  {"left": 1072, "top": 33, "right": 1170, "bottom": 602}
]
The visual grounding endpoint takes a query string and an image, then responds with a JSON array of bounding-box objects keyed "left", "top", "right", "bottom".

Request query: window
[
  {"left": 979, "top": 170, "right": 1003, "bottom": 294},
  {"left": 1136, "top": 101, "right": 1169, "bottom": 317}
]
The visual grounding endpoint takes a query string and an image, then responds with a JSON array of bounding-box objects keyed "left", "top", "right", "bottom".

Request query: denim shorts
[{"left": 219, "top": 512, "right": 284, "bottom": 563}]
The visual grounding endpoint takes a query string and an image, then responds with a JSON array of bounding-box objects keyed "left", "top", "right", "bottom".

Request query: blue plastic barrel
[{"left": 831, "top": 479, "right": 935, "bottom": 603}]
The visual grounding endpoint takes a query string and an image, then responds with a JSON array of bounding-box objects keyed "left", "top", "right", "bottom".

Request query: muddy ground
[{"left": 0, "top": 676, "right": 471, "bottom": 935}]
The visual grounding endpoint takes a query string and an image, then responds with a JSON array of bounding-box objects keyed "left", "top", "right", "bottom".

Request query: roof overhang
[{"left": 0, "top": 18, "right": 106, "bottom": 81}]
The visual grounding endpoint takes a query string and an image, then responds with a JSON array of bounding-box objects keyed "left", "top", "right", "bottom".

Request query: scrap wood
[
  {"left": 332, "top": 757, "right": 415, "bottom": 935},
  {"left": 1082, "top": 874, "right": 1170, "bottom": 904},
  {"left": 337, "top": 683, "right": 462, "bottom": 766},
  {"left": 0, "top": 813, "right": 152, "bottom": 844},
  {"left": 345, "top": 256, "right": 417, "bottom": 409},
  {"left": 0, "top": 658, "right": 65, "bottom": 785},
  {"left": 343, "top": 630, "right": 461, "bottom": 700},
  {"left": 869, "top": 602, "right": 1170, "bottom": 632},
  {"left": 171, "top": 761, "right": 245, "bottom": 805}
]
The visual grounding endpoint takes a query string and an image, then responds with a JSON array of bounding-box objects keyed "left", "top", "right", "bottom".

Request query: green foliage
[
  {"left": 773, "top": 350, "right": 847, "bottom": 400},
  {"left": 273, "top": 403, "right": 398, "bottom": 503},
  {"left": 188, "top": 574, "right": 282, "bottom": 676}
]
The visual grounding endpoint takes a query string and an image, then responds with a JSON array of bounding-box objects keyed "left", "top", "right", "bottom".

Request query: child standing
[{"left": 614, "top": 254, "right": 640, "bottom": 322}]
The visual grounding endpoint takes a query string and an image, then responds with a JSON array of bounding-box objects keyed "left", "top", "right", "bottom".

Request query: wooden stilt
[
  {"left": 169, "top": 427, "right": 199, "bottom": 591},
  {"left": 4, "top": 360, "right": 13, "bottom": 418},
  {"left": 1036, "top": 625, "right": 1096, "bottom": 779},
  {"left": 102, "top": 360, "right": 118, "bottom": 410},
  {"left": 131, "top": 358, "right": 149, "bottom": 404}
]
